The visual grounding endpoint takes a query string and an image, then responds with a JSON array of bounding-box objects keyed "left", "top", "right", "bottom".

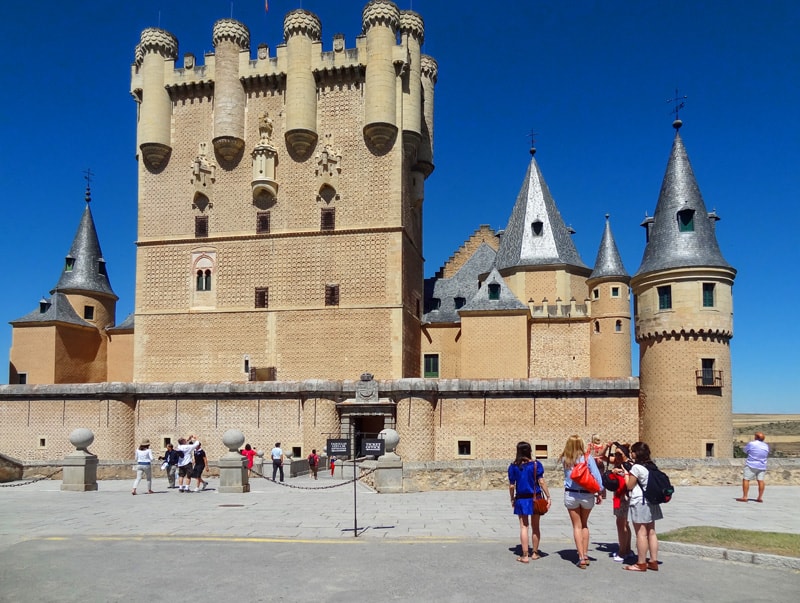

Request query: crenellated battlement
[
  {"left": 212, "top": 19, "right": 250, "bottom": 49},
  {"left": 283, "top": 9, "right": 322, "bottom": 40},
  {"left": 362, "top": 0, "right": 401, "bottom": 31}
]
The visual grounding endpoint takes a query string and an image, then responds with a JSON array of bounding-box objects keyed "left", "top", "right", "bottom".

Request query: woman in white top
[
  {"left": 132, "top": 438, "right": 154, "bottom": 495},
  {"left": 622, "top": 441, "right": 663, "bottom": 572}
]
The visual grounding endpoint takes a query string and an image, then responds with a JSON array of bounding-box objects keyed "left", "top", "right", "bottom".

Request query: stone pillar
[
  {"left": 374, "top": 428, "right": 403, "bottom": 493},
  {"left": 253, "top": 450, "right": 265, "bottom": 478},
  {"left": 283, "top": 9, "right": 321, "bottom": 158},
  {"left": 399, "top": 11, "right": 424, "bottom": 157},
  {"left": 218, "top": 429, "right": 250, "bottom": 493},
  {"left": 362, "top": 0, "right": 400, "bottom": 150},
  {"left": 61, "top": 428, "right": 98, "bottom": 492},
  {"left": 212, "top": 19, "right": 250, "bottom": 162}
]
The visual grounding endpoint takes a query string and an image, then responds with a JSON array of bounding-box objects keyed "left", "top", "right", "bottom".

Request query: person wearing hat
[{"left": 132, "top": 438, "right": 155, "bottom": 495}]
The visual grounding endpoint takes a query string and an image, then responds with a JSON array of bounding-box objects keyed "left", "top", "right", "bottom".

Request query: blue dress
[{"left": 508, "top": 460, "right": 544, "bottom": 516}]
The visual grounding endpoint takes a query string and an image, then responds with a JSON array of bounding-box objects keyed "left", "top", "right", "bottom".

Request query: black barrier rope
[
  {"left": 0, "top": 467, "right": 63, "bottom": 488},
  {"left": 249, "top": 464, "right": 376, "bottom": 490}
]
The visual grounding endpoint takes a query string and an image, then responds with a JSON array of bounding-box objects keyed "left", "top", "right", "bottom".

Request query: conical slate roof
[
  {"left": 635, "top": 130, "right": 733, "bottom": 277},
  {"left": 9, "top": 292, "right": 93, "bottom": 327},
  {"left": 423, "top": 243, "right": 497, "bottom": 324},
  {"left": 52, "top": 204, "right": 117, "bottom": 299},
  {"left": 459, "top": 268, "right": 527, "bottom": 312},
  {"left": 495, "top": 155, "right": 588, "bottom": 271},
  {"left": 589, "top": 216, "right": 629, "bottom": 281}
]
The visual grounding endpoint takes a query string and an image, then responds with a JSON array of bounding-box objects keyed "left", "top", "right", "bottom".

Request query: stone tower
[
  {"left": 631, "top": 121, "right": 736, "bottom": 458},
  {"left": 587, "top": 216, "right": 631, "bottom": 378},
  {"left": 9, "top": 188, "right": 118, "bottom": 384},
  {"left": 129, "top": 1, "right": 436, "bottom": 382}
]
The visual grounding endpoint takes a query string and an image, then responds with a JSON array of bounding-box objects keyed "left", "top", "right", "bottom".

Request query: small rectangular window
[
  {"left": 593, "top": 288, "right": 599, "bottom": 299},
  {"left": 454, "top": 297, "right": 466, "bottom": 309},
  {"left": 256, "top": 211, "right": 271, "bottom": 234},
  {"left": 488, "top": 283, "right": 501, "bottom": 300},
  {"left": 705, "top": 442, "right": 714, "bottom": 457},
  {"left": 423, "top": 353, "right": 439, "bottom": 378},
  {"left": 534, "top": 444, "right": 548, "bottom": 459},
  {"left": 98, "top": 260, "right": 107, "bottom": 276},
  {"left": 38, "top": 436, "right": 47, "bottom": 448},
  {"left": 255, "top": 287, "right": 269, "bottom": 308},
  {"left": 457, "top": 440, "right": 472, "bottom": 456},
  {"left": 321, "top": 208, "right": 335, "bottom": 231},
  {"left": 195, "top": 215, "right": 209, "bottom": 238},
  {"left": 701, "top": 358, "right": 715, "bottom": 386},
  {"left": 702, "top": 283, "right": 715, "bottom": 307},
  {"left": 325, "top": 284, "right": 340, "bottom": 306},
  {"left": 83, "top": 305, "right": 95, "bottom": 320},
  {"left": 657, "top": 285, "right": 672, "bottom": 310},
  {"left": 18, "top": 373, "right": 27, "bottom": 385},
  {"left": 611, "top": 287, "right": 620, "bottom": 298},
  {"left": 65, "top": 257, "right": 75, "bottom": 272},
  {"left": 678, "top": 209, "right": 695, "bottom": 232}
]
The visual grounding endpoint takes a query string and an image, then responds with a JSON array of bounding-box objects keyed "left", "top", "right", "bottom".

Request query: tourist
[
  {"left": 586, "top": 434, "right": 606, "bottom": 473},
  {"left": 307, "top": 448, "right": 320, "bottom": 480},
  {"left": 737, "top": 432, "right": 769, "bottom": 503},
  {"left": 158, "top": 443, "right": 180, "bottom": 488},
  {"left": 241, "top": 444, "right": 257, "bottom": 477},
  {"left": 508, "top": 441, "right": 551, "bottom": 563},
  {"left": 176, "top": 435, "right": 201, "bottom": 492},
  {"left": 271, "top": 442, "right": 285, "bottom": 482},
  {"left": 192, "top": 441, "right": 209, "bottom": 492},
  {"left": 623, "top": 441, "right": 663, "bottom": 572},
  {"left": 329, "top": 455, "right": 337, "bottom": 477},
  {"left": 132, "top": 438, "right": 154, "bottom": 495},
  {"left": 606, "top": 443, "right": 633, "bottom": 562},
  {"left": 560, "top": 434, "right": 603, "bottom": 569}
]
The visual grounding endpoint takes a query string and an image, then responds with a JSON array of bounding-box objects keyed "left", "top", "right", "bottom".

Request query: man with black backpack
[{"left": 622, "top": 441, "right": 664, "bottom": 572}]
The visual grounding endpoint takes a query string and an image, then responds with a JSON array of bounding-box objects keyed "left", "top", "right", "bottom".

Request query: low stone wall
[{"left": 401, "top": 458, "right": 800, "bottom": 492}]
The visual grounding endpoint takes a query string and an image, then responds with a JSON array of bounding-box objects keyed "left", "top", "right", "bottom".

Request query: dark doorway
[{"left": 352, "top": 416, "right": 385, "bottom": 456}]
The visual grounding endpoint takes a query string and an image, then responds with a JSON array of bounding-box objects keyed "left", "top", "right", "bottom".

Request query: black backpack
[{"left": 642, "top": 462, "right": 674, "bottom": 504}]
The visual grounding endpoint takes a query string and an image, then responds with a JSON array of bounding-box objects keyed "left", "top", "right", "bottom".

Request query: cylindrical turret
[
  {"left": 362, "top": 0, "right": 400, "bottom": 150},
  {"left": 137, "top": 28, "right": 178, "bottom": 169},
  {"left": 283, "top": 10, "right": 321, "bottom": 159},
  {"left": 399, "top": 11, "right": 424, "bottom": 157},
  {"left": 212, "top": 19, "right": 250, "bottom": 162},
  {"left": 416, "top": 54, "right": 437, "bottom": 177}
]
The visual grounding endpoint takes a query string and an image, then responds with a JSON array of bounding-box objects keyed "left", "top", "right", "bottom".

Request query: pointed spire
[
  {"left": 634, "top": 129, "right": 733, "bottom": 277},
  {"left": 495, "top": 154, "right": 588, "bottom": 271},
  {"left": 589, "top": 215, "right": 629, "bottom": 281},
  {"left": 51, "top": 203, "right": 118, "bottom": 299}
]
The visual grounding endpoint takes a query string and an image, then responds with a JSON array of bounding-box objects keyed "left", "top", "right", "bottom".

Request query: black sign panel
[
  {"left": 361, "top": 438, "right": 385, "bottom": 457},
  {"left": 327, "top": 438, "right": 350, "bottom": 457}
]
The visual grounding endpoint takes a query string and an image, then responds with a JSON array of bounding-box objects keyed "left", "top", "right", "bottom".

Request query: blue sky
[{"left": 1, "top": 1, "right": 798, "bottom": 413}]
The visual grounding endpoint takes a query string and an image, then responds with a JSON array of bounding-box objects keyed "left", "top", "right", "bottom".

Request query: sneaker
[
  {"left": 202, "top": 481, "right": 208, "bottom": 490},
  {"left": 613, "top": 555, "right": 625, "bottom": 562},
  {"left": 192, "top": 488, "right": 199, "bottom": 492}
]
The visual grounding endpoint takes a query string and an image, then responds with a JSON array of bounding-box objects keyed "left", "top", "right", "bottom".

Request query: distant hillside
[{"left": 733, "top": 414, "right": 800, "bottom": 457}]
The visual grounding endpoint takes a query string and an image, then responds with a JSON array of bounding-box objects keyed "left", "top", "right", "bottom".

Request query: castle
[{"left": 3, "top": 1, "right": 735, "bottom": 464}]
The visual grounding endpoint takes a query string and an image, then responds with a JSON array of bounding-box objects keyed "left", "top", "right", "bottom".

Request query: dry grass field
[{"left": 733, "top": 414, "right": 800, "bottom": 457}]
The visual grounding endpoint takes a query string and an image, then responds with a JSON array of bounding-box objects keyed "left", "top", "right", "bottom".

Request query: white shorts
[
  {"left": 743, "top": 465, "right": 765, "bottom": 481},
  {"left": 564, "top": 489, "right": 595, "bottom": 510}
]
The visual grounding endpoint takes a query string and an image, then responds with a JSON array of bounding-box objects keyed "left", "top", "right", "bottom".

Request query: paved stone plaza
[{"left": 1, "top": 475, "right": 798, "bottom": 602}]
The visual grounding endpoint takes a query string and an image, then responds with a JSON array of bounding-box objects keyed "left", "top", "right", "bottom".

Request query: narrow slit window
[
  {"left": 703, "top": 283, "right": 715, "bottom": 307},
  {"left": 256, "top": 211, "right": 271, "bottom": 234},
  {"left": 195, "top": 215, "right": 209, "bottom": 238},
  {"left": 321, "top": 208, "right": 335, "bottom": 231},
  {"left": 594, "top": 320, "right": 600, "bottom": 333},
  {"left": 255, "top": 287, "right": 269, "bottom": 308},
  {"left": 677, "top": 209, "right": 695, "bottom": 232},
  {"left": 657, "top": 285, "right": 672, "bottom": 310},
  {"left": 615, "top": 320, "right": 622, "bottom": 332},
  {"left": 325, "top": 284, "right": 340, "bottom": 306}
]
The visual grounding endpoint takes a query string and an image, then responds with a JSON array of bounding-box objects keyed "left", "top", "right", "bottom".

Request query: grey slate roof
[
  {"left": 495, "top": 155, "right": 588, "bottom": 271},
  {"left": 52, "top": 204, "right": 117, "bottom": 299},
  {"left": 423, "top": 243, "right": 496, "bottom": 324},
  {"left": 589, "top": 216, "right": 629, "bottom": 281},
  {"left": 459, "top": 268, "right": 527, "bottom": 312},
  {"left": 634, "top": 131, "right": 734, "bottom": 277},
  {"left": 107, "top": 313, "right": 135, "bottom": 332},
  {"left": 9, "top": 292, "right": 93, "bottom": 327}
]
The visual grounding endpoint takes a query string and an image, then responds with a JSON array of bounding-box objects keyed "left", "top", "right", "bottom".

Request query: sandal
[
  {"left": 647, "top": 561, "right": 659, "bottom": 571},
  {"left": 131, "top": 491, "right": 136, "bottom": 495},
  {"left": 582, "top": 557, "right": 590, "bottom": 566},
  {"left": 623, "top": 563, "right": 647, "bottom": 572},
  {"left": 516, "top": 557, "right": 530, "bottom": 564},
  {"left": 577, "top": 560, "right": 587, "bottom": 569}
]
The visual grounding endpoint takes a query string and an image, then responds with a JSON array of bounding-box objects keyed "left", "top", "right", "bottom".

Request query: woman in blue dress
[{"left": 508, "top": 441, "right": 552, "bottom": 563}]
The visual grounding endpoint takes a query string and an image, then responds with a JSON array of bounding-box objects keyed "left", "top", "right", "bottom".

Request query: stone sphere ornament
[
  {"left": 378, "top": 428, "right": 400, "bottom": 453},
  {"left": 222, "top": 429, "right": 245, "bottom": 452},
  {"left": 69, "top": 428, "right": 94, "bottom": 451}
]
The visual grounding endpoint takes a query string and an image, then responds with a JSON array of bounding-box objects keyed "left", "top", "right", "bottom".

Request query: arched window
[
  {"left": 204, "top": 269, "right": 212, "bottom": 291},
  {"left": 615, "top": 320, "right": 622, "bottom": 332},
  {"left": 196, "top": 270, "right": 205, "bottom": 291}
]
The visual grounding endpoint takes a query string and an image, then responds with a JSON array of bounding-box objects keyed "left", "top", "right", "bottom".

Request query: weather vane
[
  {"left": 84, "top": 168, "right": 94, "bottom": 203},
  {"left": 527, "top": 128, "right": 538, "bottom": 155},
  {"left": 667, "top": 88, "right": 687, "bottom": 128}
]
